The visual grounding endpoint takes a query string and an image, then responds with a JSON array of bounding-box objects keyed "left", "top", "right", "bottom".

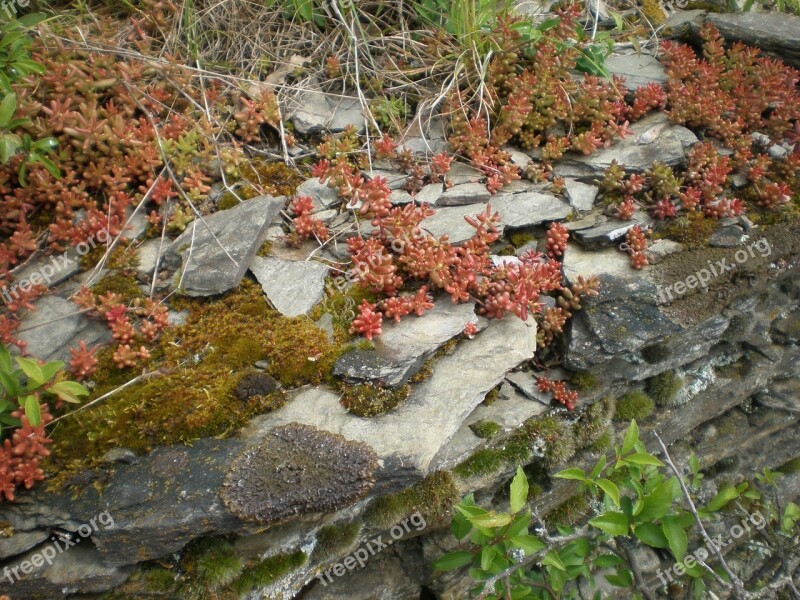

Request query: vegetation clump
[
  {"left": 232, "top": 550, "right": 307, "bottom": 595},
  {"left": 339, "top": 383, "right": 410, "bottom": 417},
  {"left": 470, "top": 420, "right": 503, "bottom": 439},
  {"left": 613, "top": 391, "right": 656, "bottom": 421},
  {"left": 646, "top": 370, "right": 685, "bottom": 406},
  {"left": 364, "top": 471, "right": 459, "bottom": 530},
  {"left": 312, "top": 521, "right": 362, "bottom": 561}
]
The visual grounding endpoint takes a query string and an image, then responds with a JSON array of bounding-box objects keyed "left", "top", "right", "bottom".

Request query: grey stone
[
  {"left": 250, "top": 256, "right": 330, "bottom": 317},
  {"left": 134, "top": 239, "right": 164, "bottom": 283},
  {"left": 554, "top": 113, "right": 697, "bottom": 178},
  {"left": 421, "top": 204, "right": 505, "bottom": 244},
  {"left": 296, "top": 178, "right": 340, "bottom": 209},
  {"left": 10, "top": 249, "right": 81, "bottom": 292},
  {"left": 505, "top": 371, "right": 551, "bottom": 404},
  {"left": 415, "top": 183, "right": 443, "bottom": 205},
  {"left": 771, "top": 311, "right": 800, "bottom": 345},
  {"left": 0, "top": 544, "right": 134, "bottom": 599},
  {"left": 16, "top": 295, "right": 109, "bottom": 363},
  {"left": 445, "top": 162, "right": 483, "bottom": 185},
  {"left": 329, "top": 96, "right": 367, "bottom": 133},
  {"left": 254, "top": 315, "right": 538, "bottom": 474},
  {"left": 573, "top": 212, "right": 653, "bottom": 247},
  {"left": 166, "top": 194, "right": 283, "bottom": 297},
  {"left": 400, "top": 114, "right": 449, "bottom": 155},
  {"left": 492, "top": 190, "right": 572, "bottom": 228},
  {"left": 333, "top": 300, "right": 479, "bottom": 387},
  {"left": 706, "top": 12, "right": 800, "bottom": 69},
  {"left": 389, "top": 189, "right": 414, "bottom": 205},
  {"left": 437, "top": 182, "right": 491, "bottom": 206},
  {"left": 564, "top": 179, "right": 599, "bottom": 211},
  {"left": 289, "top": 84, "right": 333, "bottom": 135},
  {"left": 503, "top": 146, "right": 532, "bottom": 168},
  {"left": 0, "top": 530, "right": 50, "bottom": 562},
  {"left": 646, "top": 239, "right": 683, "bottom": 265},
  {"left": 121, "top": 207, "right": 148, "bottom": 240},
  {"left": 709, "top": 225, "right": 746, "bottom": 248},
  {"left": 605, "top": 52, "right": 668, "bottom": 90},
  {"left": 365, "top": 168, "right": 407, "bottom": 190}
]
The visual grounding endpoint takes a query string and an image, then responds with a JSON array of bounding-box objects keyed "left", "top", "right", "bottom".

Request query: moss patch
[
  {"left": 614, "top": 391, "right": 655, "bottom": 421},
  {"left": 646, "top": 370, "right": 684, "bottom": 407},
  {"left": 568, "top": 370, "right": 597, "bottom": 392},
  {"left": 777, "top": 456, "right": 800, "bottom": 475},
  {"left": 339, "top": 383, "right": 410, "bottom": 417},
  {"left": 364, "top": 471, "right": 458, "bottom": 530},
  {"left": 544, "top": 493, "right": 589, "bottom": 528},
  {"left": 453, "top": 448, "right": 505, "bottom": 478},
  {"left": 232, "top": 550, "right": 307, "bottom": 595},
  {"left": 48, "top": 280, "right": 343, "bottom": 480},
  {"left": 312, "top": 521, "right": 361, "bottom": 562},
  {"left": 659, "top": 212, "right": 717, "bottom": 248},
  {"left": 237, "top": 160, "right": 303, "bottom": 198},
  {"left": 469, "top": 420, "right": 502, "bottom": 439},
  {"left": 91, "top": 270, "right": 144, "bottom": 304},
  {"left": 575, "top": 396, "right": 615, "bottom": 449}
]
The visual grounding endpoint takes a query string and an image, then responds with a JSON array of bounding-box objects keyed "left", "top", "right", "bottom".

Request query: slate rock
[
  {"left": 166, "top": 194, "right": 283, "bottom": 297},
  {"left": 250, "top": 255, "right": 329, "bottom": 317},
  {"left": 554, "top": 113, "right": 697, "bottom": 178},
  {"left": 706, "top": 12, "right": 800, "bottom": 69},
  {"left": 415, "top": 183, "right": 443, "bottom": 205},
  {"left": 289, "top": 85, "right": 367, "bottom": 135},
  {"left": 492, "top": 190, "right": 572, "bottom": 228},
  {"left": 605, "top": 52, "right": 668, "bottom": 90},
  {"left": 333, "top": 300, "right": 479, "bottom": 387},
  {"left": 254, "top": 316, "right": 538, "bottom": 475},
  {"left": 564, "top": 179, "right": 599, "bottom": 211},
  {"left": 572, "top": 212, "right": 653, "bottom": 247},
  {"left": 504, "top": 371, "right": 551, "bottom": 405},
  {"left": 16, "top": 295, "right": 109, "bottom": 363},
  {"left": 437, "top": 182, "right": 491, "bottom": 206},
  {"left": 709, "top": 224, "right": 746, "bottom": 248},
  {"left": 296, "top": 178, "right": 340, "bottom": 209},
  {"left": 421, "top": 204, "right": 505, "bottom": 244}
]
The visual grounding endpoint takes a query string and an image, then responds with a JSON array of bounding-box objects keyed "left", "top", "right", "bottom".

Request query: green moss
[
  {"left": 641, "top": 343, "right": 672, "bottom": 364},
  {"left": 659, "top": 212, "right": 717, "bottom": 248},
  {"left": 141, "top": 567, "right": 177, "bottom": 593},
  {"left": 469, "top": 420, "right": 502, "bottom": 439},
  {"left": 364, "top": 471, "right": 459, "bottom": 530},
  {"left": 614, "top": 391, "right": 655, "bottom": 421},
  {"left": 312, "top": 522, "right": 361, "bottom": 562},
  {"left": 217, "top": 192, "right": 241, "bottom": 211},
  {"left": 232, "top": 550, "right": 307, "bottom": 594},
  {"left": 453, "top": 448, "right": 504, "bottom": 478},
  {"left": 777, "top": 456, "right": 800, "bottom": 475},
  {"left": 309, "top": 283, "right": 378, "bottom": 344},
  {"left": 48, "top": 280, "right": 346, "bottom": 482},
  {"left": 191, "top": 539, "right": 243, "bottom": 590},
  {"left": 237, "top": 160, "right": 303, "bottom": 198},
  {"left": 544, "top": 493, "right": 589, "bottom": 528},
  {"left": 589, "top": 430, "right": 613, "bottom": 452},
  {"left": 91, "top": 270, "right": 144, "bottom": 304},
  {"left": 483, "top": 386, "right": 499, "bottom": 406},
  {"left": 646, "top": 370, "right": 685, "bottom": 407},
  {"left": 339, "top": 383, "right": 410, "bottom": 417},
  {"left": 256, "top": 240, "right": 273, "bottom": 257},
  {"left": 508, "top": 231, "right": 536, "bottom": 248},
  {"left": 575, "top": 396, "right": 615, "bottom": 449},
  {"left": 568, "top": 370, "right": 597, "bottom": 392},
  {"left": 522, "top": 414, "right": 578, "bottom": 467}
]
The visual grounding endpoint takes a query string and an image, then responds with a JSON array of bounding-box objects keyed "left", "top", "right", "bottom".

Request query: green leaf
[
  {"left": 554, "top": 467, "right": 586, "bottom": 481},
  {"left": 625, "top": 453, "right": 664, "bottom": 467},
  {"left": 634, "top": 478, "right": 680, "bottom": 523},
  {"left": 0, "top": 368, "right": 18, "bottom": 397},
  {"left": 0, "top": 92, "right": 16, "bottom": 128},
  {"left": 621, "top": 419, "right": 639, "bottom": 454},
  {"left": 0, "top": 344, "right": 10, "bottom": 372},
  {"left": 28, "top": 153, "right": 61, "bottom": 179},
  {"left": 48, "top": 381, "right": 89, "bottom": 404},
  {"left": 505, "top": 511, "right": 531, "bottom": 538},
  {"left": 469, "top": 512, "right": 513, "bottom": 529},
  {"left": 0, "top": 133, "right": 21, "bottom": 163},
  {"left": 596, "top": 478, "right": 621, "bottom": 508},
  {"left": 662, "top": 516, "right": 688, "bottom": 561},
  {"left": 634, "top": 522, "right": 669, "bottom": 548},
  {"left": 594, "top": 553, "right": 625, "bottom": 568},
  {"left": 17, "top": 13, "right": 47, "bottom": 27},
  {"left": 509, "top": 534, "right": 545, "bottom": 555},
  {"left": 451, "top": 509, "right": 472, "bottom": 540},
  {"left": 432, "top": 551, "right": 474, "bottom": 571},
  {"left": 23, "top": 393, "right": 40, "bottom": 426},
  {"left": 480, "top": 544, "right": 501, "bottom": 571},
  {"left": 705, "top": 487, "right": 739, "bottom": 512},
  {"left": 30, "top": 137, "right": 58, "bottom": 153},
  {"left": 16, "top": 357, "right": 44, "bottom": 385},
  {"left": 510, "top": 466, "right": 529, "bottom": 513},
  {"left": 541, "top": 550, "right": 566, "bottom": 571},
  {"left": 39, "top": 360, "right": 64, "bottom": 383},
  {"left": 589, "top": 511, "right": 629, "bottom": 536},
  {"left": 605, "top": 568, "right": 633, "bottom": 588},
  {"left": 589, "top": 454, "right": 607, "bottom": 480}
]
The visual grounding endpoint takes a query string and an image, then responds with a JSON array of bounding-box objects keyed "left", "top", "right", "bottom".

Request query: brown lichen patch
[
  {"left": 221, "top": 423, "right": 377, "bottom": 525},
  {"left": 238, "top": 160, "right": 303, "bottom": 198}
]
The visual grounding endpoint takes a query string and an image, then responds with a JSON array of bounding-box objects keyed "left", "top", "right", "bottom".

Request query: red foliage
[
  {"left": 545, "top": 222, "right": 569, "bottom": 259},
  {"left": 536, "top": 376, "right": 578, "bottom": 411}
]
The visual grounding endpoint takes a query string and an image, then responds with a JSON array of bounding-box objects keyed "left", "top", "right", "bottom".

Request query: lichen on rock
[{"left": 221, "top": 423, "right": 378, "bottom": 524}]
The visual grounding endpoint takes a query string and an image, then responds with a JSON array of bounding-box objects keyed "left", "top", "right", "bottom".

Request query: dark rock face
[
  {"left": 221, "top": 423, "right": 378, "bottom": 525},
  {"left": 707, "top": 12, "right": 800, "bottom": 68}
]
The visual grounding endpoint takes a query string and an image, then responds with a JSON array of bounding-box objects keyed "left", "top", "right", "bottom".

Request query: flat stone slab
[
  {"left": 255, "top": 316, "right": 538, "bottom": 475},
  {"left": 606, "top": 52, "right": 668, "bottom": 90},
  {"left": 296, "top": 178, "right": 340, "bottom": 209},
  {"left": 16, "top": 295, "right": 109, "bottom": 363},
  {"left": 421, "top": 204, "right": 505, "bottom": 244},
  {"left": 554, "top": 113, "right": 698, "bottom": 177},
  {"left": 289, "top": 84, "right": 367, "bottom": 135},
  {"left": 333, "top": 300, "right": 479, "bottom": 387},
  {"left": 166, "top": 195, "right": 283, "bottom": 297},
  {"left": 437, "top": 182, "right": 491, "bottom": 206},
  {"left": 250, "top": 256, "right": 330, "bottom": 317},
  {"left": 706, "top": 12, "right": 800, "bottom": 69},
  {"left": 492, "top": 190, "right": 572, "bottom": 228},
  {"left": 572, "top": 211, "right": 653, "bottom": 247},
  {"left": 564, "top": 179, "right": 599, "bottom": 211}
]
